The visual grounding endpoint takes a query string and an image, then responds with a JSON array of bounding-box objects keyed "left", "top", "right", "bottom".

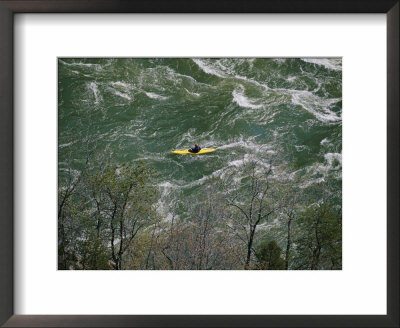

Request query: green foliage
[
  {"left": 255, "top": 240, "right": 286, "bottom": 270},
  {"left": 58, "top": 158, "right": 342, "bottom": 270},
  {"left": 58, "top": 161, "right": 158, "bottom": 270},
  {"left": 294, "top": 203, "right": 342, "bottom": 270},
  {"left": 77, "top": 233, "right": 110, "bottom": 270}
]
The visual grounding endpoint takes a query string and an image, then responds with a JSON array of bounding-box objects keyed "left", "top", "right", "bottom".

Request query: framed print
[{"left": 0, "top": 1, "right": 398, "bottom": 327}]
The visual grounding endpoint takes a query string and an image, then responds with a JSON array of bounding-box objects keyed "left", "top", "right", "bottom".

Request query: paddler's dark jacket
[{"left": 189, "top": 145, "right": 201, "bottom": 153}]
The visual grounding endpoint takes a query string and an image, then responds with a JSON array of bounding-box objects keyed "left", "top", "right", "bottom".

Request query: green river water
[{"left": 58, "top": 58, "right": 342, "bottom": 214}]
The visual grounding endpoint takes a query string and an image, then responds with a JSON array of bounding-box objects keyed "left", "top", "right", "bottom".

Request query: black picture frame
[{"left": 0, "top": 1, "right": 398, "bottom": 327}]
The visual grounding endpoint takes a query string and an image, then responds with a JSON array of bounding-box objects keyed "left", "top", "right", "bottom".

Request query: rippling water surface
[{"left": 58, "top": 58, "right": 342, "bottom": 211}]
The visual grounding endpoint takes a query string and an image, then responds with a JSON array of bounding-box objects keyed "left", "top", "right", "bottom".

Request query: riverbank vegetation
[{"left": 58, "top": 158, "right": 341, "bottom": 270}]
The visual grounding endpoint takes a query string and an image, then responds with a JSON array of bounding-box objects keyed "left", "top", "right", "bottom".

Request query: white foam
[
  {"left": 301, "top": 58, "right": 342, "bottom": 71},
  {"left": 110, "top": 89, "right": 132, "bottom": 100},
  {"left": 232, "top": 86, "right": 263, "bottom": 109},
  {"left": 111, "top": 80, "right": 170, "bottom": 101},
  {"left": 299, "top": 151, "right": 342, "bottom": 188},
  {"left": 111, "top": 81, "right": 132, "bottom": 90},
  {"left": 159, "top": 181, "right": 175, "bottom": 188},
  {"left": 192, "top": 59, "right": 227, "bottom": 78},
  {"left": 143, "top": 66, "right": 215, "bottom": 96},
  {"left": 320, "top": 138, "right": 329, "bottom": 145},
  {"left": 216, "top": 138, "right": 275, "bottom": 154},
  {"left": 88, "top": 82, "right": 101, "bottom": 104},
  {"left": 176, "top": 129, "right": 195, "bottom": 148},
  {"left": 58, "top": 141, "right": 75, "bottom": 148},
  {"left": 144, "top": 91, "right": 168, "bottom": 100},
  {"left": 123, "top": 133, "right": 137, "bottom": 138},
  {"left": 235, "top": 74, "right": 270, "bottom": 90},
  {"left": 166, "top": 68, "right": 204, "bottom": 85},
  {"left": 295, "top": 145, "right": 309, "bottom": 151},
  {"left": 290, "top": 89, "right": 341, "bottom": 123},
  {"left": 227, "top": 157, "right": 251, "bottom": 168},
  {"left": 59, "top": 59, "right": 102, "bottom": 69},
  {"left": 165, "top": 151, "right": 277, "bottom": 192},
  {"left": 158, "top": 181, "right": 176, "bottom": 198},
  {"left": 300, "top": 177, "right": 326, "bottom": 189},
  {"left": 324, "top": 152, "right": 342, "bottom": 166},
  {"left": 184, "top": 88, "right": 200, "bottom": 97},
  {"left": 193, "top": 59, "right": 270, "bottom": 91}
]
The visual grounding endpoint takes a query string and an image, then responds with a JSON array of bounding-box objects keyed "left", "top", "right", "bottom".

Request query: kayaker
[{"left": 188, "top": 143, "right": 201, "bottom": 153}]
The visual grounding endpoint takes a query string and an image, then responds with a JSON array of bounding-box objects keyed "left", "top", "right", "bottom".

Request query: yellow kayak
[{"left": 172, "top": 148, "right": 216, "bottom": 155}]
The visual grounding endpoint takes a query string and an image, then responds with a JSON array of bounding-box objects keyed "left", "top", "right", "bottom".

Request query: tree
[
  {"left": 255, "top": 240, "right": 285, "bottom": 270},
  {"left": 280, "top": 184, "right": 303, "bottom": 270},
  {"left": 158, "top": 184, "right": 243, "bottom": 270},
  {"left": 89, "top": 162, "right": 158, "bottom": 269},
  {"left": 224, "top": 160, "right": 281, "bottom": 269},
  {"left": 58, "top": 165, "right": 85, "bottom": 270},
  {"left": 57, "top": 153, "right": 342, "bottom": 270},
  {"left": 58, "top": 160, "right": 158, "bottom": 270},
  {"left": 294, "top": 202, "right": 342, "bottom": 270},
  {"left": 77, "top": 231, "right": 110, "bottom": 270}
]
